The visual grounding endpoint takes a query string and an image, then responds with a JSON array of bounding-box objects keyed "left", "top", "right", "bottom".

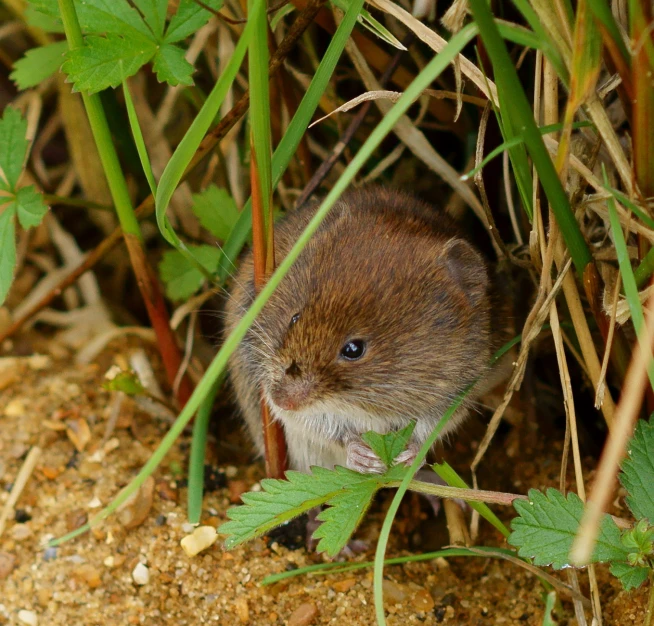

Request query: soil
[{"left": 0, "top": 333, "right": 648, "bottom": 626}]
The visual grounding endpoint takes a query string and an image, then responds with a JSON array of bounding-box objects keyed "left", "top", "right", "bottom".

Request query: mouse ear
[{"left": 439, "top": 238, "right": 489, "bottom": 307}]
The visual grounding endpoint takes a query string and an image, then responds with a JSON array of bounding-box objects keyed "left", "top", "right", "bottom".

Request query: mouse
[{"left": 224, "top": 186, "right": 511, "bottom": 536}]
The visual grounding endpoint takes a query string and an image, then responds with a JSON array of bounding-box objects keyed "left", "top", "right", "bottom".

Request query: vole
[{"left": 225, "top": 186, "right": 509, "bottom": 479}]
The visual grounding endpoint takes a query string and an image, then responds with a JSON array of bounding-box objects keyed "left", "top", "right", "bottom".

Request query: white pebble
[
  {"left": 181, "top": 522, "right": 196, "bottom": 533},
  {"left": 132, "top": 562, "right": 150, "bottom": 585},
  {"left": 180, "top": 526, "right": 218, "bottom": 557},
  {"left": 18, "top": 610, "right": 38, "bottom": 626}
]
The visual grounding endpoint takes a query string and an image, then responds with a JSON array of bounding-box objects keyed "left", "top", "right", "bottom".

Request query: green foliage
[
  {"left": 509, "top": 416, "right": 654, "bottom": 591},
  {"left": 103, "top": 370, "right": 146, "bottom": 395},
  {"left": 10, "top": 41, "right": 68, "bottom": 90},
  {"left": 361, "top": 422, "right": 415, "bottom": 468},
  {"left": 509, "top": 489, "right": 629, "bottom": 568},
  {"left": 0, "top": 108, "right": 48, "bottom": 305},
  {"left": 220, "top": 445, "right": 410, "bottom": 557},
  {"left": 15, "top": 0, "right": 222, "bottom": 93},
  {"left": 159, "top": 245, "right": 222, "bottom": 301},
  {"left": 158, "top": 186, "right": 239, "bottom": 300},
  {"left": 191, "top": 185, "right": 240, "bottom": 242},
  {"left": 621, "top": 418, "right": 654, "bottom": 523}
]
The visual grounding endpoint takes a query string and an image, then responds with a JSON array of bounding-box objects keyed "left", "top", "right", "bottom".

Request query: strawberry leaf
[
  {"left": 158, "top": 244, "right": 222, "bottom": 301},
  {"left": 509, "top": 488, "right": 629, "bottom": 568},
  {"left": 14, "top": 186, "right": 48, "bottom": 229},
  {"left": 220, "top": 466, "right": 382, "bottom": 557},
  {"left": 361, "top": 422, "right": 415, "bottom": 468},
  {"left": 133, "top": 0, "right": 168, "bottom": 39},
  {"left": 152, "top": 44, "right": 194, "bottom": 86},
  {"left": 620, "top": 416, "right": 654, "bottom": 523},
  {"left": 10, "top": 41, "right": 68, "bottom": 90},
  {"left": 609, "top": 561, "right": 650, "bottom": 591},
  {"left": 164, "top": 0, "right": 223, "bottom": 43},
  {"left": 62, "top": 33, "right": 157, "bottom": 94},
  {"left": 191, "top": 185, "right": 240, "bottom": 241},
  {"left": 76, "top": 0, "right": 152, "bottom": 37}
]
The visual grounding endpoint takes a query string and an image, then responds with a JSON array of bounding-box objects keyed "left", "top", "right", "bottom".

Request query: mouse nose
[{"left": 285, "top": 360, "right": 301, "bottom": 377}]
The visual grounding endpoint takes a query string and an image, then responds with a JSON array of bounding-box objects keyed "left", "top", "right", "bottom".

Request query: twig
[{"left": 0, "top": 447, "right": 41, "bottom": 538}]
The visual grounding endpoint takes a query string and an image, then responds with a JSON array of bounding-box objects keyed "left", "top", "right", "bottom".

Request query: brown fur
[{"left": 225, "top": 186, "right": 508, "bottom": 472}]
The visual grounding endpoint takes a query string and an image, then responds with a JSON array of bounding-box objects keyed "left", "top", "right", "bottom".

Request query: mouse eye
[
  {"left": 289, "top": 313, "right": 301, "bottom": 326},
  {"left": 339, "top": 339, "right": 366, "bottom": 361}
]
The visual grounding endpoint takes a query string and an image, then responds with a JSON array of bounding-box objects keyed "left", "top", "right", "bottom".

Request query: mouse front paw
[{"left": 345, "top": 438, "right": 424, "bottom": 474}]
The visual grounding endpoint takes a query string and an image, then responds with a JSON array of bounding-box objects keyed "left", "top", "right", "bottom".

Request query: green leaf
[
  {"left": 62, "top": 33, "right": 157, "bottom": 94},
  {"left": 191, "top": 185, "right": 239, "bottom": 241},
  {"left": 24, "top": 4, "right": 64, "bottom": 33},
  {"left": 313, "top": 476, "right": 378, "bottom": 556},
  {"left": 164, "top": 0, "right": 223, "bottom": 43},
  {"left": 14, "top": 186, "right": 48, "bottom": 228},
  {"left": 620, "top": 417, "right": 654, "bottom": 523},
  {"left": 159, "top": 244, "right": 222, "bottom": 301},
  {"left": 220, "top": 466, "right": 382, "bottom": 556},
  {"left": 103, "top": 370, "right": 145, "bottom": 395},
  {"left": 0, "top": 107, "right": 28, "bottom": 191},
  {"left": 133, "top": 0, "right": 168, "bottom": 39},
  {"left": 0, "top": 208, "right": 16, "bottom": 306},
  {"left": 152, "top": 44, "right": 194, "bottom": 86},
  {"left": 76, "top": 0, "right": 153, "bottom": 38},
  {"left": 609, "top": 561, "right": 650, "bottom": 591},
  {"left": 10, "top": 41, "right": 68, "bottom": 91},
  {"left": 509, "top": 488, "right": 630, "bottom": 568},
  {"left": 361, "top": 423, "right": 415, "bottom": 468}
]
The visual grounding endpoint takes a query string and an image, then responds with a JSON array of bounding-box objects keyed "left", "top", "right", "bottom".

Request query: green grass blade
[
  {"left": 187, "top": 377, "right": 222, "bottom": 524},
  {"left": 605, "top": 167, "right": 654, "bottom": 390},
  {"left": 217, "top": 0, "right": 366, "bottom": 281},
  {"left": 122, "top": 79, "right": 157, "bottom": 196},
  {"left": 586, "top": 0, "right": 630, "bottom": 68},
  {"left": 155, "top": 0, "right": 260, "bottom": 250},
  {"left": 469, "top": 0, "right": 592, "bottom": 275},
  {"left": 431, "top": 462, "right": 510, "bottom": 538},
  {"left": 248, "top": 0, "right": 273, "bottom": 234}
]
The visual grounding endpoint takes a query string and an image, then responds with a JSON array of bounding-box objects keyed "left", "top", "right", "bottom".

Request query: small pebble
[
  {"left": 180, "top": 526, "right": 218, "bottom": 557},
  {"left": 288, "top": 602, "right": 318, "bottom": 626},
  {"left": 88, "top": 497, "right": 102, "bottom": 509},
  {"left": 332, "top": 578, "right": 357, "bottom": 593},
  {"left": 117, "top": 476, "right": 154, "bottom": 529},
  {"left": 383, "top": 580, "right": 408, "bottom": 605},
  {"left": 4, "top": 399, "right": 26, "bottom": 417},
  {"left": 234, "top": 597, "right": 250, "bottom": 623},
  {"left": 74, "top": 564, "right": 102, "bottom": 589},
  {"left": 155, "top": 514, "right": 167, "bottom": 526},
  {"left": 132, "top": 562, "right": 149, "bottom": 585},
  {"left": 10, "top": 524, "right": 32, "bottom": 541},
  {"left": 411, "top": 587, "right": 435, "bottom": 612},
  {"left": 43, "top": 547, "right": 57, "bottom": 562},
  {"left": 0, "top": 551, "right": 17, "bottom": 579},
  {"left": 17, "top": 609, "right": 38, "bottom": 626}
]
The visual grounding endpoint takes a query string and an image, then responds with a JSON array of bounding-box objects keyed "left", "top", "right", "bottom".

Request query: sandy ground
[{"left": 0, "top": 334, "right": 648, "bottom": 625}]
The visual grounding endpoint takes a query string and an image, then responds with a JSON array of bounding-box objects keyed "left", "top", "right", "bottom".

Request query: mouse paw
[{"left": 346, "top": 439, "right": 387, "bottom": 474}]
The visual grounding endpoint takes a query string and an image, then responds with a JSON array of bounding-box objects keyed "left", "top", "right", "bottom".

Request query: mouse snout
[{"left": 270, "top": 367, "right": 314, "bottom": 411}]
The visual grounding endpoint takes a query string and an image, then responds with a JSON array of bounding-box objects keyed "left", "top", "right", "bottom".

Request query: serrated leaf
[
  {"left": 76, "top": 0, "right": 153, "bottom": 38},
  {"left": 24, "top": 4, "right": 64, "bottom": 33},
  {"left": 62, "top": 34, "right": 157, "bottom": 94},
  {"left": 133, "top": 0, "right": 168, "bottom": 38},
  {"left": 0, "top": 107, "right": 28, "bottom": 190},
  {"left": 158, "top": 244, "right": 222, "bottom": 301},
  {"left": 10, "top": 41, "right": 68, "bottom": 90},
  {"left": 621, "top": 417, "right": 654, "bottom": 523},
  {"left": 361, "top": 422, "right": 415, "bottom": 468},
  {"left": 152, "top": 44, "right": 194, "bottom": 86},
  {"left": 164, "top": 0, "right": 223, "bottom": 43},
  {"left": 313, "top": 478, "right": 378, "bottom": 556},
  {"left": 220, "top": 465, "right": 381, "bottom": 555},
  {"left": 609, "top": 561, "right": 650, "bottom": 590},
  {"left": 509, "top": 489, "right": 629, "bottom": 568},
  {"left": 191, "top": 185, "right": 239, "bottom": 240},
  {"left": 14, "top": 186, "right": 48, "bottom": 228},
  {"left": 0, "top": 208, "right": 16, "bottom": 306}
]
